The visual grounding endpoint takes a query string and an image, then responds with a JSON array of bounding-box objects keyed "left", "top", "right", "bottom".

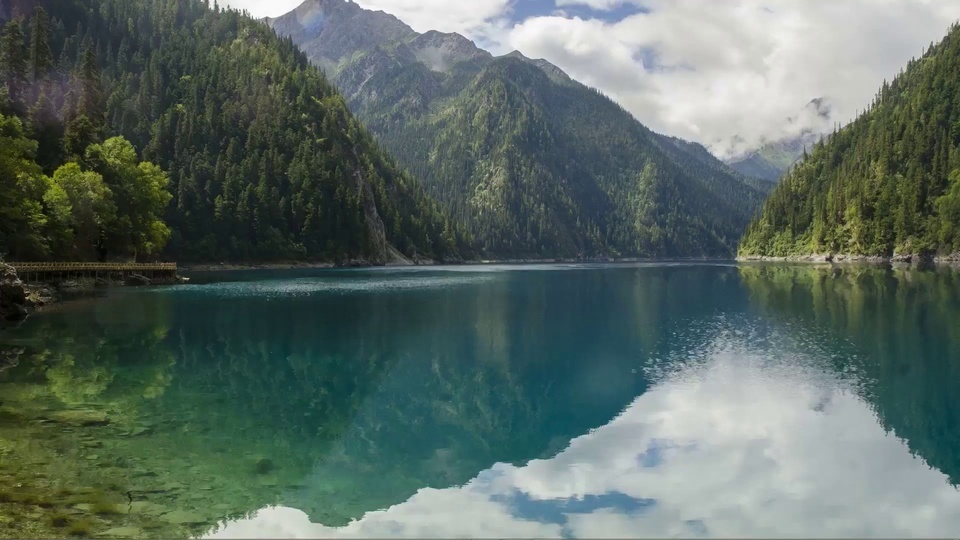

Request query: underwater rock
[
  {"left": 24, "top": 283, "right": 57, "bottom": 307},
  {"left": 128, "top": 426, "right": 152, "bottom": 437},
  {"left": 161, "top": 510, "right": 206, "bottom": 525},
  {"left": 49, "top": 409, "right": 110, "bottom": 427},
  {"left": 253, "top": 457, "right": 275, "bottom": 475},
  {"left": 125, "top": 502, "right": 167, "bottom": 516},
  {"left": 0, "top": 347, "right": 24, "bottom": 373},
  {"left": 100, "top": 526, "right": 144, "bottom": 538}
]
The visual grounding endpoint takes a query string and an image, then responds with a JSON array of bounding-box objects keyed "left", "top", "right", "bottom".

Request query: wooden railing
[{"left": 10, "top": 262, "right": 177, "bottom": 272}]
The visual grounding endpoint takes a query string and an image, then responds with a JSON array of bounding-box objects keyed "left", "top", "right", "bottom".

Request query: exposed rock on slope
[{"left": 270, "top": 0, "right": 769, "bottom": 259}]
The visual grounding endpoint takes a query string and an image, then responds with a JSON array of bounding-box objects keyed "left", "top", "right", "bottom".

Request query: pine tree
[
  {"left": 28, "top": 6, "right": 54, "bottom": 83},
  {"left": 0, "top": 21, "right": 28, "bottom": 114}
]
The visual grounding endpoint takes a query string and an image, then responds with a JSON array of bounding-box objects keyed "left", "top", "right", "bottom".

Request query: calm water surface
[{"left": 1, "top": 263, "right": 960, "bottom": 538}]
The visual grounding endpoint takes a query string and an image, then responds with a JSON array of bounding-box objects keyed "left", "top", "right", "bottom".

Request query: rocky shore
[
  {"left": 0, "top": 264, "right": 187, "bottom": 326},
  {"left": 738, "top": 252, "right": 960, "bottom": 264},
  {"left": 0, "top": 264, "right": 28, "bottom": 324}
]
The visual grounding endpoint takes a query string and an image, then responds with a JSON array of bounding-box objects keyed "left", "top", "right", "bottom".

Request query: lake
[{"left": 1, "top": 263, "right": 959, "bottom": 538}]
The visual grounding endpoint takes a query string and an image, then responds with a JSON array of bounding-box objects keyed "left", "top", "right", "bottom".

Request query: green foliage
[
  {"left": 740, "top": 24, "right": 960, "bottom": 258},
  {"left": 0, "top": 0, "right": 469, "bottom": 263},
  {"left": 48, "top": 162, "right": 115, "bottom": 259},
  {"left": 0, "top": 21, "right": 28, "bottom": 114},
  {"left": 330, "top": 40, "right": 766, "bottom": 258},
  {"left": 85, "top": 137, "right": 171, "bottom": 259},
  {"left": 0, "top": 113, "right": 49, "bottom": 259},
  {"left": 0, "top": 111, "right": 171, "bottom": 261}
]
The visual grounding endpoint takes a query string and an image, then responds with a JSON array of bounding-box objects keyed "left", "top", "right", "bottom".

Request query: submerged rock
[
  {"left": 0, "top": 347, "right": 24, "bottom": 373},
  {"left": 125, "top": 501, "right": 167, "bottom": 516},
  {"left": 100, "top": 526, "right": 144, "bottom": 538},
  {"left": 253, "top": 457, "right": 275, "bottom": 475},
  {"left": 49, "top": 409, "right": 110, "bottom": 427},
  {"left": 161, "top": 509, "right": 206, "bottom": 525}
]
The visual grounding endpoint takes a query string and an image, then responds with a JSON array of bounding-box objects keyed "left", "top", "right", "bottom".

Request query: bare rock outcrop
[{"left": 0, "top": 263, "right": 28, "bottom": 323}]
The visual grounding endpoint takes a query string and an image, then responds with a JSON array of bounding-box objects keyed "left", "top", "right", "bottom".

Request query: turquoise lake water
[{"left": 1, "top": 263, "right": 960, "bottom": 538}]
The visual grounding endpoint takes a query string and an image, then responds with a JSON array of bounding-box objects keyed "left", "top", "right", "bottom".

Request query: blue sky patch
[{"left": 509, "top": 0, "right": 647, "bottom": 24}]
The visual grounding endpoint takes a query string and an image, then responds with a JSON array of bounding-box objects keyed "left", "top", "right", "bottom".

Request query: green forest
[
  {"left": 0, "top": 0, "right": 470, "bottom": 264},
  {"left": 740, "top": 24, "right": 960, "bottom": 259},
  {"left": 323, "top": 28, "right": 769, "bottom": 258},
  {"left": 365, "top": 57, "right": 770, "bottom": 258}
]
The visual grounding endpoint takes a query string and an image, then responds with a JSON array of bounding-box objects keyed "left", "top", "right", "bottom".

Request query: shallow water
[{"left": 1, "top": 263, "right": 959, "bottom": 538}]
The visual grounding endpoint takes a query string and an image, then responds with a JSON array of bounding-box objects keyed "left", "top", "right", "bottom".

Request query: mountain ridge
[{"left": 269, "top": 0, "right": 768, "bottom": 258}]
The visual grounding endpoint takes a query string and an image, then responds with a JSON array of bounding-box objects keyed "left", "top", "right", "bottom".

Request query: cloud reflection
[{"left": 205, "top": 348, "right": 960, "bottom": 539}]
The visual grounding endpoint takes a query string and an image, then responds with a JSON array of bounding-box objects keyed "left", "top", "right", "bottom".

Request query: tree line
[
  {"left": 1, "top": 7, "right": 170, "bottom": 261},
  {"left": 1, "top": 0, "right": 470, "bottom": 263},
  {"left": 740, "top": 24, "right": 960, "bottom": 258}
]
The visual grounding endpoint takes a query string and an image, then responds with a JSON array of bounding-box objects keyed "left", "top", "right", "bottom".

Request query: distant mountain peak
[
  {"left": 727, "top": 97, "right": 835, "bottom": 182},
  {"left": 268, "top": 0, "right": 414, "bottom": 70},
  {"left": 504, "top": 50, "right": 573, "bottom": 85},
  {"left": 407, "top": 31, "right": 491, "bottom": 72},
  {"left": 269, "top": 0, "right": 765, "bottom": 259}
]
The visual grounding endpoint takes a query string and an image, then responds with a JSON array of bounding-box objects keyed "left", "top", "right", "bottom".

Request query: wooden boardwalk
[{"left": 9, "top": 262, "right": 177, "bottom": 282}]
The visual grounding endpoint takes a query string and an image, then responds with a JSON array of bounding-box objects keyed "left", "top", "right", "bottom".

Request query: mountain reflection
[
  {"left": 739, "top": 264, "right": 960, "bottom": 484},
  {"left": 2, "top": 264, "right": 960, "bottom": 539}
]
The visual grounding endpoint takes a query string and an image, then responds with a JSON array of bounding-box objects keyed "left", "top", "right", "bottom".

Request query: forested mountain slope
[
  {"left": 740, "top": 24, "right": 960, "bottom": 259},
  {"left": 0, "top": 0, "right": 470, "bottom": 263},
  {"left": 270, "top": 0, "right": 768, "bottom": 258}
]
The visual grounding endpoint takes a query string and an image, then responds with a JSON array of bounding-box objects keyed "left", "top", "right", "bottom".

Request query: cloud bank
[{"left": 222, "top": 0, "right": 960, "bottom": 159}]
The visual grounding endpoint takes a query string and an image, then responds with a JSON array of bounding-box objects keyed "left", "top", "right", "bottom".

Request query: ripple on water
[{"left": 156, "top": 274, "right": 498, "bottom": 299}]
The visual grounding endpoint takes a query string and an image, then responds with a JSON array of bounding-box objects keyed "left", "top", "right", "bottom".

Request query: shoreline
[
  {"left": 179, "top": 257, "right": 737, "bottom": 272},
  {"left": 737, "top": 253, "right": 960, "bottom": 265},
  {"left": 1, "top": 262, "right": 189, "bottom": 327}
]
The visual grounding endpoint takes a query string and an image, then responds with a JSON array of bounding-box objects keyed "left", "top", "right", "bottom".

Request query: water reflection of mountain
[
  {"left": 167, "top": 265, "right": 748, "bottom": 525},
  {"left": 1, "top": 265, "right": 749, "bottom": 534},
  {"left": 739, "top": 264, "right": 960, "bottom": 485}
]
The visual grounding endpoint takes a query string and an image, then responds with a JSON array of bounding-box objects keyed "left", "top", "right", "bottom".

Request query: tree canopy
[
  {"left": 0, "top": 0, "right": 470, "bottom": 263},
  {"left": 740, "top": 24, "right": 960, "bottom": 258}
]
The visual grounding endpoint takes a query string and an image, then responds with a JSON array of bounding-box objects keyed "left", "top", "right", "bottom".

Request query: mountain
[
  {"left": 269, "top": 0, "right": 768, "bottom": 259},
  {"left": 727, "top": 137, "right": 809, "bottom": 183},
  {"left": 726, "top": 98, "right": 833, "bottom": 183},
  {"left": 0, "top": 0, "right": 469, "bottom": 264},
  {"left": 739, "top": 25, "right": 960, "bottom": 259}
]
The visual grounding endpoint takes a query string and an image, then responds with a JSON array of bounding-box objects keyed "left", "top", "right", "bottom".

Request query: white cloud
[
  {"left": 353, "top": 0, "right": 511, "bottom": 39},
  {"left": 220, "top": 0, "right": 303, "bottom": 18},
  {"left": 204, "top": 344, "right": 960, "bottom": 539},
  {"left": 505, "top": 0, "right": 960, "bottom": 159},
  {"left": 218, "top": 0, "right": 960, "bottom": 159}
]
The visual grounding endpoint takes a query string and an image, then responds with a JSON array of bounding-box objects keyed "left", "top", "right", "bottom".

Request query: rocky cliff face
[
  {"left": 265, "top": 0, "right": 415, "bottom": 73},
  {"left": 0, "top": 264, "right": 27, "bottom": 324}
]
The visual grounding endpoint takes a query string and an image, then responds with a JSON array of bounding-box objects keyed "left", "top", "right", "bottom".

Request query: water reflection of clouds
[{"left": 205, "top": 352, "right": 960, "bottom": 539}]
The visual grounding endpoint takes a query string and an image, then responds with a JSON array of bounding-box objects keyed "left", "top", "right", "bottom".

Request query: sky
[{"left": 221, "top": 0, "right": 960, "bottom": 159}]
